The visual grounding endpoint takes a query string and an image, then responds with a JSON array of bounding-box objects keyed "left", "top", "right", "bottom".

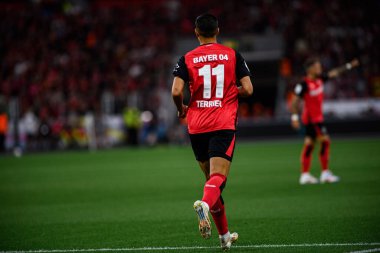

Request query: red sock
[
  {"left": 202, "top": 173, "right": 226, "bottom": 209},
  {"left": 319, "top": 140, "right": 330, "bottom": 171},
  {"left": 210, "top": 197, "right": 228, "bottom": 235},
  {"left": 301, "top": 143, "right": 314, "bottom": 173}
]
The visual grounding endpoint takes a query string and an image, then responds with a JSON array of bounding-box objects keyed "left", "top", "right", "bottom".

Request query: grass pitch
[{"left": 0, "top": 137, "right": 379, "bottom": 252}]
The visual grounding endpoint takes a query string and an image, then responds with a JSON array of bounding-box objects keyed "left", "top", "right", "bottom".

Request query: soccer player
[
  {"left": 171, "top": 14, "right": 253, "bottom": 250},
  {"left": 291, "top": 57, "right": 359, "bottom": 185}
]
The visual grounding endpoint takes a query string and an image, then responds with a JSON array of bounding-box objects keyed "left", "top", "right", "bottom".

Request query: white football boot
[
  {"left": 219, "top": 231, "right": 239, "bottom": 251},
  {"left": 320, "top": 170, "right": 340, "bottom": 183},
  {"left": 193, "top": 200, "right": 212, "bottom": 239},
  {"left": 299, "top": 172, "right": 319, "bottom": 185}
]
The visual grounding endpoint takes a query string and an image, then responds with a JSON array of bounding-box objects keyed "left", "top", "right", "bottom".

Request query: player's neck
[
  {"left": 199, "top": 37, "right": 217, "bottom": 45},
  {"left": 306, "top": 73, "right": 317, "bottom": 80}
]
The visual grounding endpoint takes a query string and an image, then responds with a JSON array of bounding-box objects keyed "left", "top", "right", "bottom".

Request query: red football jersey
[
  {"left": 294, "top": 76, "right": 327, "bottom": 124},
  {"left": 173, "top": 43, "right": 251, "bottom": 134}
]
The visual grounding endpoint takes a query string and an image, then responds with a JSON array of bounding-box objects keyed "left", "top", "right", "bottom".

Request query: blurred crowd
[
  {"left": 280, "top": 0, "right": 379, "bottom": 102},
  {"left": 0, "top": 0, "right": 378, "bottom": 152},
  {"left": 1, "top": 0, "right": 176, "bottom": 151}
]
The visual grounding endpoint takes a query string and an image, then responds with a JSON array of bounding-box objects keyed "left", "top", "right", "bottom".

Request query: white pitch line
[
  {"left": 1, "top": 242, "right": 380, "bottom": 253},
  {"left": 348, "top": 248, "right": 380, "bottom": 253}
]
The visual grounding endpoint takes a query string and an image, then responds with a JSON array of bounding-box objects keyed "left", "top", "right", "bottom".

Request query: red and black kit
[
  {"left": 294, "top": 74, "right": 329, "bottom": 139},
  {"left": 173, "top": 43, "right": 250, "bottom": 161}
]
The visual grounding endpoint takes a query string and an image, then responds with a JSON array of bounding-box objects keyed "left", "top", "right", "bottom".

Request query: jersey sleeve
[
  {"left": 294, "top": 81, "right": 307, "bottom": 97},
  {"left": 235, "top": 51, "right": 251, "bottom": 80},
  {"left": 172, "top": 56, "right": 189, "bottom": 82}
]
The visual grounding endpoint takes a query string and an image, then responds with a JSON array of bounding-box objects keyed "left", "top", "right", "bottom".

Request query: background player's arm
[
  {"left": 238, "top": 76, "right": 253, "bottom": 97},
  {"left": 171, "top": 76, "right": 188, "bottom": 118},
  {"left": 327, "top": 58, "right": 360, "bottom": 79},
  {"left": 291, "top": 82, "right": 306, "bottom": 129},
  {"left": 291, "top": 95, "right": 302, "bottom": 129}
]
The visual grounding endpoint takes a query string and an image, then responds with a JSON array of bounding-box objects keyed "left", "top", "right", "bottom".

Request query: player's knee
[
  {"left": 304, "top": 137, "right": 314, "bottom": 146},
  {"left": 318, "top": 134, "right": 330, "bottom": 143},
  {"left": 199, "top": 161, "right": 210, "bottom": 179}
]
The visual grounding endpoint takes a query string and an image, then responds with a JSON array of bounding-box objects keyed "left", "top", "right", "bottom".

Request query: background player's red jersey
[
  {"left": 173, "top": 43, "right": 250, "bottom": 134},
  {"left": 294, "top": 75, "right": 328, "bottom": 124}
]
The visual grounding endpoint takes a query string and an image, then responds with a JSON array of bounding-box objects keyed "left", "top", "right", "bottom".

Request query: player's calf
[
  {"left": 202, "top": 173, "right": 227, "bottom": 208},
  {"left": 319, "top": 139, "right": 330, "bottom": 171},
  {"left": 210, "top": 197, "right": 229, "bottom": 236},
  {"left": 301, "top": 143, "right": 314, "bottom": 173}
]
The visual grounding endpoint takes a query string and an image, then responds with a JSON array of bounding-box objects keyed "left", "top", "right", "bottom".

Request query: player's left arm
[
  {"left": 238, "top": 76, "right": 253, "bottom": 97},
  {"left": 327, "top": 58, "right": 360, "bottom": 79},
  {"left": 235, "top": 51, "right": 253, "bottom": 97}
]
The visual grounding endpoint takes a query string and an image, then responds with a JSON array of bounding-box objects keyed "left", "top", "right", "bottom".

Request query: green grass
[{"left": 0, "top": 138, "right": 380, "bottom": 253}]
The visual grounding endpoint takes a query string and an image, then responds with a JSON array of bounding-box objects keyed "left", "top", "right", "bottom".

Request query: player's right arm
[
  {"left": 172, "top": 56, "right": 189, "bottom": 118},
  {"left": 291, "top": 81, "right": 307, "bottom": 129},
  {"left": 235, "top": 51, "right": 253, "bottom": 97},
  {"left": 172, "top": 77, "right": 187, "bottom": 118}
]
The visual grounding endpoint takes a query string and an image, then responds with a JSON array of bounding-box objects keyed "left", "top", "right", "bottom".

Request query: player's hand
[
  {"left": 350, "top": 58, "right": 360, "bottom": 68},
  {"left": 177, "top": 104, "right": 188, "bottom": 118},
  {"left": 291, "top": 119, "right": 300, "bottom": 130},
  {"left": 291, "top": 114, "right": 300, "bottom": 130}
]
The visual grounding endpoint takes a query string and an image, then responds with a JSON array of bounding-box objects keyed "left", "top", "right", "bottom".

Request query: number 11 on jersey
[{"left": 198, "top": 64, "right": 225, "bottom": 99}]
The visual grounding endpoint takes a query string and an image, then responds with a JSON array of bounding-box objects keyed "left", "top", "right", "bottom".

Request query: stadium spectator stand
[{"left": 0, "top": 0, "right": 378, "bottom": 151}]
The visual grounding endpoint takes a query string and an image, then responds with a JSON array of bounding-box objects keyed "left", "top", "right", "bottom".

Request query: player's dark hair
[
  {"left": 304, "top": 57, "right": 320, "bottom": 70},
  {"left": 195, "top": 13, "right": 218, "bottom": 38}
]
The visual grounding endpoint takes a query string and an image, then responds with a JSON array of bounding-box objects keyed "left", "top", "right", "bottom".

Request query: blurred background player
[
  {"left": 0, "top": 96, "right": 8, "bottom": 153},
  {"left": 291, "top": 57, "right": 360, "bottom": 185},
  {"left": 171, "top": 14, "right": 253, "bottom": 250}
]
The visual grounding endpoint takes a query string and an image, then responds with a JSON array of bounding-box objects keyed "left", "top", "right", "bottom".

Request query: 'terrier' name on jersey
[
  {"left": 196, "top": 100, "right": 222, "bottom": 108},
  {"left": 193, "top": 54, "right": 229, "bottom": 64}
]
